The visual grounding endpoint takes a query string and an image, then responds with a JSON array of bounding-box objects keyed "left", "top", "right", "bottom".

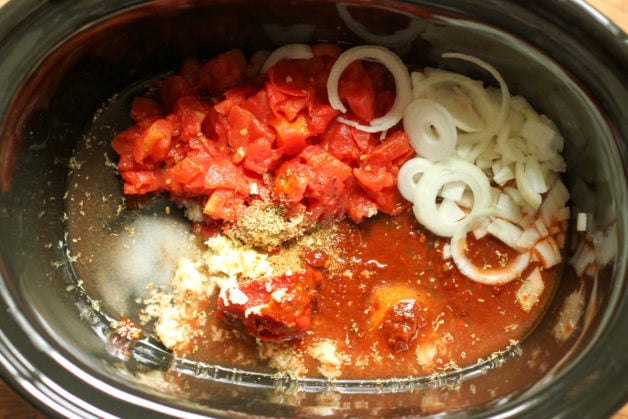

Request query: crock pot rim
[{"left": 0, "top": 0, "right": 626, "bottom": 417}]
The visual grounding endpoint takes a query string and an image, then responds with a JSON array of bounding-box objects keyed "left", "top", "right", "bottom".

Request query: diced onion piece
[
  {"left": 516, "top": 225, "right": 541, "bottom": 250},
  {"left": 397, "top": 157, "right": 432, "bottom": 202},
  {"left": 261, "top": 43, "right": 314, "bottom": 73},
  {"left": 516, "top": 267, "right": 544, "bottom": 312},
  {"left": 539, "top": 178, "right": 570, "bottom": 227},
  {"left": 412, "top": 158, "right": 491, "bottom": 237},
  {"left": 403, "top": 98, "right": 457, "bottom": 161},
  {"left": 450, "top": 209, "right": 531, "bottom": 285},
  {"left": 486, "top": 218, "right": 524, "bottom": 251},
  {"left": 441, "top": 52, "right": 510, "bottom": 144},
  {"left": 438, "top": 198, "right": 466, "bottom": 222},
  {"left": 327, "top": 45, "right": 412, "bottom": 133},
  {"left": 515, "top": 160, "right": 542, "bottom": 209},
  {"left": 433, "top": 87, "right": 485, "bottom": 132},
  {"left": 440, "top": 180, "right": 466, "bottom": 202},
  {"left": 533, "top": 236, "right": 562, "bottom": 269},
  {"left": 495, "top": 193, "right": 522, "bottom": 223},
  {"left": 576, "top": 212, "right": 588, "bottom": 232}
]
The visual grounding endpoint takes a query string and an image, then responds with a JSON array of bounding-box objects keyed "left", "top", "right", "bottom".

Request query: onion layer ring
[
  {"left": 327, "top": 45, "right": 412, "bottom": 133},
  {"left": 397, "top": 157, "right": 433, "bottom": 202},
  {"left": 261, "top": 43, "right": 314, "bottom": 73},
  {"left": 403, "top": 98, "right": 457, "bottom": 161},
  {"left": 450, "top": 209, "right": 531, "bottom": 285},
  {"left": 412, "top": 158, "right": 491, "bottom": 237}
]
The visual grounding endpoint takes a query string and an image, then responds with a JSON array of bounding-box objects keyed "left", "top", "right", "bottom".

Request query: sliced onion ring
[
  {"left": 412, "top": 158, "right": 491, "bottom": 237},
  {"left": 441, "top": 52, "right": 510, "bottom": 144},
  {"left": 403, "top": 98, "right": 457, "bottom": 161},
  {"left": 451, "top": 209, "right": 531, "bottom": 285},
  {"left": 397, "top": 156, "right": 432, "bottom": 202},
  {"left": 327, "top": 45, "right": 412, "bottom": 133},
  {"left": 261, "top": 43, "right": 314, "bottom": 73}
]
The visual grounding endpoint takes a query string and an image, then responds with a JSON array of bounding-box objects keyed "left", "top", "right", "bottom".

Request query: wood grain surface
[{"left": 0, "top": 0, "right": 625, "bottom": 417}]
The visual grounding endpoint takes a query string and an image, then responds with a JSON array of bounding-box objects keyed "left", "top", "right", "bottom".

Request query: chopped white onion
[
  {"left": 327, "top": 45, "right": 412, "bottom": 133},
  {"left": 515, "top": 160, "right": 542, "bottom": 209},
  {"left": 533, "top": 236, "right": 562, "bottom": 269},
  {"left": 539, "top": 178, "right": 570, "bottom": 227},
  {"left": 450, "top": 209, "right": 531, "bottom": 285},
  {"left": 403, "top": 98, "right": 457, "bottom": 161},
  {"left": 412, "top": 158, "right": 491, "bottom": 237},
  {"left": 397, "top": 157, "right": 432, "bottom": 202},
  {"left": 486, "top": 217, "right": 524, "bottom": 251},
  {"left": 261, "top": 43, "right": 314, "bottom": 73}
]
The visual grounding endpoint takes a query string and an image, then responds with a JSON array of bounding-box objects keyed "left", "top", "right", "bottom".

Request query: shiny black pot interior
[{"left": 0, "top": 0, "right": 626, "bottom": 417}]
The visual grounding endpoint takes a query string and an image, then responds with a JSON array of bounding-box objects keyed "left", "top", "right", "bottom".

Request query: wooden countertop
[{"left": 0, "top": 0, "right": 626, "bottom": 417}]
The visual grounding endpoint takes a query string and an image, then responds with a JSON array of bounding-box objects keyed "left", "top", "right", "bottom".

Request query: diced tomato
[
  {"left": 158, "top": 75, "right": 194, "bottom": 112},
  {"left": 214, "top": 87, "right": 249, "bottom": 115},
  {"left": 172, "top": 96, "right": 209, "bottom": 139},
  {"left": 226, "top": 105, "right": 276, "bottom": 151},
  {"left": 130, "top": 97, "right": 162, "bottom": 123},
  {"left": 112, "top": 46, "right": 413, "bottom": 228},
  {"left": 300, "top": 145, "right": 352, "bottom": 207},
  {"left": 178, "top": 58, "right": 201, "bottom": 86},
  {"left": 121, "top": 170, "right": 163, "bottom": 195},
  {"left": 312, "top": 43, "right": 342, "bottom": 59},
  {"left": 203, "top": 188, "right": 245, "bottom": 221},
  {"left": 353, "top": 165, "right": 395, "bottom": 193},
  {"left": 217, "top": 269, "right": 322, "bottom": 341},
  {"left": 203, "top": 158, "right": 252, "bottom": 193},
  {"left": 338, "top": 61, "right": 376, "bottom": 122},
  {"left": 240, "top": 89, "right": 272, "bottom": 125},
  {"left": 132, "top": 118, "right": 174, "bottom": 164},
  {"left": 273, "top": 159, "right": 312, "bottom": 204},
  {"left": 370, "top": 186, "right": 409, "bottom": 216},
  {"left": 197, "top": 49, "right": 247, "bottom": 93},
  {"left": 271, "top": 113, "right": 311, "bottom": 156},
  {"left": 243, "top": 136, "right": 279, "bottom": 175},
  {"left": 308, "top": 104, "right": 340, "bottom": 136},
  {"left": 322, "top": 121, "right": 360, "bottom": 162},
  {"left": 171, "top": 156, "right": 206, "bottom": 188},
  {"left": 363, "top": 130, "right": 413, "bottom": 167}
]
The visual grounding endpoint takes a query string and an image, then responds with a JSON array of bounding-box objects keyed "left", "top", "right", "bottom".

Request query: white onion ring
[
  {"left": 450, "top": 209, "right": 531, "bottom": 285},
  {"left": 336, "top": 3, "right": 424, "bottom": 50},
  {"left": 397, "top": 157, "right": 432, "bottom": 202},
  {"left": 412, "top": 158, "right": 491, "bottom": 237},
  {"left": 261, "top": 43, "right": 314, "bottom": 73},
  {"left": 327, "top": 45, "right": 412, "bottom": 133},
  {"left": 441, "top": 52, "right": 510, "bottom": 144},
  {"left": 403, "top": 98, "right": 457, "bottom": 161}
]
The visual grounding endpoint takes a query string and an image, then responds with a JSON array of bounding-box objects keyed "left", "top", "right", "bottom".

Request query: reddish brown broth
[{"left": 176, "top": 207, "right": 558, "bottom": 379}]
